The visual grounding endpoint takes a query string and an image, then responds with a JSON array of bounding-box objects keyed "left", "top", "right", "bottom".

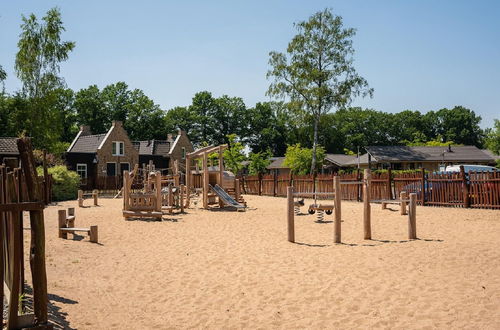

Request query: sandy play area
[{"left": 24, "top": 195, "right": 500, "bottom": 329}]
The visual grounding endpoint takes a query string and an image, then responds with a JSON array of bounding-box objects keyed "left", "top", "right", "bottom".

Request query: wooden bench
[
  {"left": 78, "top": 189, "right": 99, "bottom": 207},
  {"left": 58, "top": 208, "right": 98, "bottom": 243},
  {"left": 372, "top": 191, "right": 409, "bottom": 215}
]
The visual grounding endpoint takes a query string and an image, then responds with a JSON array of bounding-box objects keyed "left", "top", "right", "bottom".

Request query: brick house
[
  {"left": 133, "top": 129, "right": 193, "bottom": 171},
  {"left": 66, "top": 121, "right": 139, "bottom": 188},
  {"left": 66, "top": 121, "right": 193, "bottom": 188}
]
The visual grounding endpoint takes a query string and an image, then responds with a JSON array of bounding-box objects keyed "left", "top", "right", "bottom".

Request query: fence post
[
  {"left": 408, "top": 193, "right": 417, "bottom": 239},
  {"left": 356, "top": 168, "right": 361, "bottom": 202},
  {"left": 273, "top": 171, "right": 277, "bottom": 196},
  {"left": 460, "top": 165, "right": 470, "bottom": 208},
  {"left": 258, "top": 173, "right": 262, "bottom": 196},
  {"left": 421, "top": 168, "right": 426, "bottom": 206},
  {"left": 387, "top": 168, "right": 392, "bottom": 200}
]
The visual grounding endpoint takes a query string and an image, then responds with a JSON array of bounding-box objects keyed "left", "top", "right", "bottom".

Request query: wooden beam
[
  {"left": 334, "top": 176, "right": 341, "bottom": 243},
  {"left": 363, "top": 169, "right": 371, "bottom": 240},
  {"left": 287, "top": 186, "right": 295, "bottom": 242},
  {"left": 203, "top": 152, "right": 209, "bottom": 209}
]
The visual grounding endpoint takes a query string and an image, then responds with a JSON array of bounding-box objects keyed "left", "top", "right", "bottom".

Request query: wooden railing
[{"left": 239, "top": 167, "right": 500, "bottom": 209}]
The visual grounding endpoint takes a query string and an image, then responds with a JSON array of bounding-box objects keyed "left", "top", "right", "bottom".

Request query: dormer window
[{"left": 113, "top": 141, "right": 124, "bottom": 156}]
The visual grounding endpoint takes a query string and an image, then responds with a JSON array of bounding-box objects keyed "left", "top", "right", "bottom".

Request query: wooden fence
[{"left": 239, "top": 167, "right": 500, "bottom": 209}]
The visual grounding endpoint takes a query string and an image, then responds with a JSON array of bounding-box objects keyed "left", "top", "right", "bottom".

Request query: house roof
[
  {"left": 347, "top": 145, "right": 494, "bottom": 165},
  {"left": 481, "top": 149, "right": 500, "bottom": 161},
  {"left": 267, "top": 157, "right": 288, "bottom": 169},
  {"left": 133, "top": 140, "right": 171, "bottom": 156},
  {"left": 0, "top": 137, "right": 19, "bottom": 155},
  {"left": 67, "top": 134, "right": 107, "bottom": 153},
  {"left": 325, "top": 154, "right": 357, "bottom": 167}
]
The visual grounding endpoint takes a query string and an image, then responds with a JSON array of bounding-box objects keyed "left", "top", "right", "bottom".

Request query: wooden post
[
  {"left": 155, "top": 172, "right": 162, "bottom": 213},
  {"left": 356, "top": 168, "right": 361, "bottom": 202},
  {"left": 93, "top": 189, "right": 98, "bottom": 206},
  {"left": 42, "top": 150, "right": 49, "bottom": 205},
  {"left": 460, "top": 165, "right": 470, "bottom": 208},
  {"left": 363, "top": 169, "right": 372, "bottom": 240},
  {"left": 17, "top": 138, "right": 48, "bottom": 324},
  {"left": 258, "top": 173, "right": 262, "bottom": 196},
  {"left": 408, "top": 193, "right": 417, "bottom": 239},
  {"left": 185, "top": 155, "right": 190, "bottom": 207},
  {"left": 67, "top": 207, "right": 75, "bottom": 227},
  {"left": 89, "top": 226, "right": 98, "bottom": 243},
  {"left": 287, "top": 186, "right": 295, "bottom": 242},
  {"left": 235, "top": 179, "right": 241, "bottom": 203},
  {"left": 78, "top": 189, "right": 83, "bottom": 207},
  {"left": 387, "top": 168, "right": 392, "bottom": 199},
  {"left": 203, "top": 152, "right": 209, "bottom": 209},
  {"left": 218, "top": 145, "right": 224, "bottom": 207},
  {"left": 58, "top": 210, "right": 67, "bottom": 239},
  {"left": 180, "top": 184, "right": 185, "bottom": 213},
  {"left": 400, "top": 191, "right": 408, "bottom": 215},
  {"left": 0, "top": 166, "right": 4, "bottom": 328},
  {"left": 421, "top": 168, "right": 426, "bottom": 206},
  {"left": 273, "top": 171, "right": 277, "bottom": 197},
  {"left": 123, "top": 171, "right": 130, "bottom": 211},
  {"left": 334, "top": 176, "right": 341, "bottom": 243},
  {"left": 168, "top": 184, "right": 174, "bottom": 214}
]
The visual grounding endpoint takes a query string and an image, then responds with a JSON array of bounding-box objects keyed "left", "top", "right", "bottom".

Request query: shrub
[{"left": 37, "top": 165, "right": 80, "bottom": 201}]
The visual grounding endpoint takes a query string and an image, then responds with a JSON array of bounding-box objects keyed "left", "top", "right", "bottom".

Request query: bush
[{"left": 37, "top": 165, "right": 80, "bottom": 201}]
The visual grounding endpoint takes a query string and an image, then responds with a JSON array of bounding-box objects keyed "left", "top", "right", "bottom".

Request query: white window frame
[
  {"left": 106, "top": 162, "right": 117, "bottom": 176},
  {"left": 120, "top": 162, "right": 130, "bottom": 175},
  {"left": 76, "top": 163, "right": 87, "bottom": 179},
  {"left": 181, "top": 147, "right": 186, "bottom": 160},
  {"left": 112, "top": 141, "right": 125, "bottom": 156}
]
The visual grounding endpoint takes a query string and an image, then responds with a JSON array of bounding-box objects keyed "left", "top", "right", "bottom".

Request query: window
[
  {"left": 112, "top": 141, "right": 125, "bottom": 156},
  {"left": 106, "top": 162, "right": 116, "bottom": 176},
  {"left": 181, "top": 147, "right": 186, "bottom": 160},
  {"left": 76, "top": 163, "right": 87, "bottom": 178}
]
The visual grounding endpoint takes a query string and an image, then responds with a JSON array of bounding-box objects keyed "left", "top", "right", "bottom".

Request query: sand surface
[{"left": 23, "top": 195, "right": 500, "bottom": 329}]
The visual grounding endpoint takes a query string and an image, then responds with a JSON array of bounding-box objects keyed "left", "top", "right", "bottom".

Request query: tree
[
  {"left": 248, "top": 149, "right": 273, "bottom": 175},
  {"left": 485, "top": 119, "right": 500, "bottom": 155},
  {"left": 283, "top": 144, "right": 325, "bottom": 175},
  {"left": 210, "top": 95, "right": 249, "bottom": 145},
  {"left": 222, "top": 134, "right": 246, "bottom": 174},
  {"left": 267, "top": 8, "right": 372, "bottom": 174},
  {"left": 123, "top": 88, "right": 166, "bottom": 140},
  {"left": 164, "top": 106, "right": 199, "bottom": 142},
  {"left": 0, "top": 65, "right": 6, "bottom": 91},
  {"left": 74, "top": 85, "right": 108, "bottom": 133},
  {"left": 14, "top": 7, "right": 75, "bottom": 151}
]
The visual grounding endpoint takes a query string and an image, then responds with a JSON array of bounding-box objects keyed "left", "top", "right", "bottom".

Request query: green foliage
[
  {"left": 222, "top": 134, "right": 246, "bottom": 174},
  {"left": 248, "top": 149, "right": 272, "bottom": 175},
  {"left": 14, "top": 7, "right": 75, "bottom": 151},
  {"left": 37, "top": 165, "right": 80, "bottom": 201},
  {"left": 485, "top": 119, "right": 500, "bottom": 155},
  {"left": 267, "top": 8, "right": 372, "bottom": 173},
  {"left": 495, "top": 159, "right": 500, "bottom": 169},
  {"left": 284, "top": 144, "right": 325, "bottom": 175}
]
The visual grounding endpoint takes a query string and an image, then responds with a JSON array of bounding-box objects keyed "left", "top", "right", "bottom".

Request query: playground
[{"left": 33, "top": 195, "right": 499, "bottom": 329}]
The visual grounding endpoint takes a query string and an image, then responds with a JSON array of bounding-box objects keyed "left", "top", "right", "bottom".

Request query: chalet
[
  {"left": 346, "top": 145, "right": 495, "bottom": 171},
  {"left": 0, "top": 137, "right": 20, "bottom": 170},
  {"left": 266, "top": 154, "right": 356, "bottom": 175}
]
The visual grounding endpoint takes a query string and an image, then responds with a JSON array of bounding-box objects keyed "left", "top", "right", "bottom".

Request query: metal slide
[{"left": 209, "top": 184, "right": 246, "bottom": 209}]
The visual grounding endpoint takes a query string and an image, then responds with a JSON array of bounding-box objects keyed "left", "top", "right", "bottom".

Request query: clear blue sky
[{"left": 1, "top": 0, "right": 499, "bottom": 128}]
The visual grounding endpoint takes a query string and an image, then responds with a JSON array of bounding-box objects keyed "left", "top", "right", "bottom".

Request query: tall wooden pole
[
  {"left": 408, "top": 193, "right": 417, "bottom": 239},
  {"left": 203, "top": 152, "right": 209, "bottom": 209},
  {"left": 17, "top": 138, "right": 48, "bottom": 324},
  {"left": 218, "top": 146, "right": 224, "bottom": 207},
  {"left": 185, "top": 155, "right": 190, "bottom": 208},
  {"left": 334, "top": 176, "right": 342, "bottom": 243},
  {"left": 400, "top": 191, "right": 408, "bottom": 215},
  {"left": 287, "top": 186, "right": 295, "bottom": 242},
  {"left": 363, "top": 169, "right": 372, "bottom": 240},
  {"left": 42, "top": 150, "right": 49, "bottom": 205}
]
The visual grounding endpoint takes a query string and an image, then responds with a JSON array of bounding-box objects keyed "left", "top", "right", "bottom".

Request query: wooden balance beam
[
  {"left": 373, "top": 191, "right": 409, "bottom": 215},
  {"left": 58, "top": 208, "right": 98, "bottom": 243},
  {"left": 78, "top": 189, "right": 99, "bottom": 207}
]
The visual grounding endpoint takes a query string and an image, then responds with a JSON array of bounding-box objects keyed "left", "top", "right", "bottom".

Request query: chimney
[
  {"left": 80, "top": 125, "right": 92, "bottom": 136},
  {"left": 167, "top": 134, "right": 174, "bottom": 143},
  {"left": 112, "top": 120, "right": 123, "bottom": 128},
  {"left": 178, "top": 128, "right": 185, "bottom": 136}
]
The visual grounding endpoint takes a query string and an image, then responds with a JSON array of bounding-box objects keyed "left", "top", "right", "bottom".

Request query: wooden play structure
[
  {"left": 58, "top": 207, "right": 98, "bottom": 243},
  {"left": 185, "top": 145, "right": 245, "bottom": 210},
  {"left": 78, "top": 189, "right": 99, "bottom": 207},
  {"left": 122, "top": 166, "right": 163, "bottom": 220},
  {"left": 286, "top": 170, "right": 418, "bottom": 244},
  {"left": 0, "top": 138, "right": 52, "bottom": 329}
]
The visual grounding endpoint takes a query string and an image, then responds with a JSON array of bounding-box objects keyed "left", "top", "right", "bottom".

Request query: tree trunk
[{"left": 310, "top": 114, "right": 319, "bottom": 174}]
